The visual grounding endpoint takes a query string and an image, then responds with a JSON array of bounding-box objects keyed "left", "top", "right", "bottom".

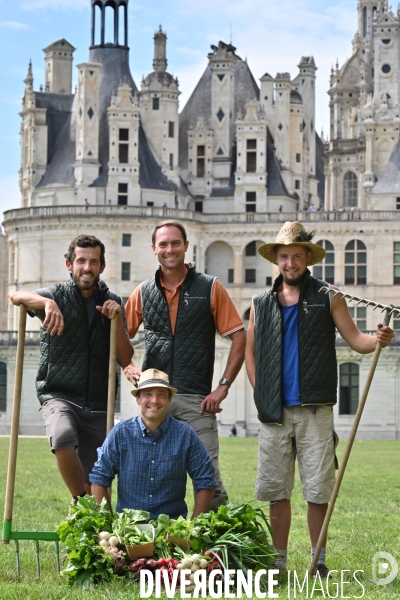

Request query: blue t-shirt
[{"left": 281, "top": 303, "right": 301, "bottom": 406}]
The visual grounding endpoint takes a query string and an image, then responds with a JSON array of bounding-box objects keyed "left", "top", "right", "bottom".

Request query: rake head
[
  {"left": 319, "top": 286, "right": 400, "bottom": 324},
  {"left": 2, "top": 521, "right": 60, "bottom": 578}
]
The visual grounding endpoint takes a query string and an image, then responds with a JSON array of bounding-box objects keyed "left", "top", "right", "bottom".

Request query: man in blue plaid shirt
[{"left": 90, "top": 369, "right": 218, "bottom": 518}]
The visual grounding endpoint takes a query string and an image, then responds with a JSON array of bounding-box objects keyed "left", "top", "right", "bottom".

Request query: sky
[{"left": 0, "top": 0, "right": 359, "bottom": 219}]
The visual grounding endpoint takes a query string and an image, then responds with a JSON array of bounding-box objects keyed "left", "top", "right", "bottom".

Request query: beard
[
  {"left": 281, "top": 270, "right": 308, "bottom": 287},
  {"left": 71, "top": 271, "right": 100, "bottom": 291}
]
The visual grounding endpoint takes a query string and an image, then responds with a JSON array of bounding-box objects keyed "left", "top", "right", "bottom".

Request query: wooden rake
[
  {"left": 2, "top": 304, "right": 119, "bottom": 578},
  {"left": 309, "top": 288, "right": 399, "bottom": 577}
]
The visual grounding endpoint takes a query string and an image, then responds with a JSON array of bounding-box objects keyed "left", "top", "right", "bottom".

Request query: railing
[
  {"left": 0, "top": 329, "right": 397, "bottom": 347},
  {"left": 0, "top": 330, "right": 146, "bottom": 346},
  {"left": 0, "top": 331, "right": 41, "bottom": 346},
  {"left": 3, "top": 205, "right": 400, "bottom": 224}
]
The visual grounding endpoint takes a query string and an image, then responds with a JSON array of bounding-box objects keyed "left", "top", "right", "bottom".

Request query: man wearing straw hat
[
  {"left": 10, "top": 234, "right": 139, "bottom": 508},
  {"left": 90, "top": 369, "right": 218, "bottom": 519},
  {"left": 245, "top": 221, "right": 394, "bottom": 577}
]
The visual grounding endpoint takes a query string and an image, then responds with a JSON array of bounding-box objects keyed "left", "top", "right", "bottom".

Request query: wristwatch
[{"left": 219, "top": 377, "right": 231, "bottom": 388}]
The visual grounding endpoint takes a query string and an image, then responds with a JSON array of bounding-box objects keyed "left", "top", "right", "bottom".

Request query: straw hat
[
  {"left": 131, "top": 368, "right": 178, "bottom": 397},
  {"left": 258, "top": 221, "right": 326, "bottom": 266}
]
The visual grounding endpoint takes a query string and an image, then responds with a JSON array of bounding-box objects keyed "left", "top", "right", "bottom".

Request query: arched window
[
  {"left": 345, "top": 240, "right": 367, "bottom": 285},
  {"left": 0, "top": 362, "right": 6, "bottom": 412},
  {"left": 339, "top": 363, "right": 359, "bottom": 415},
  {"left": 343, "top": 172, "right": 358, "bottom": 207},
  {"left": 313, "top": 240, "right": 334, "bottom": 284}
]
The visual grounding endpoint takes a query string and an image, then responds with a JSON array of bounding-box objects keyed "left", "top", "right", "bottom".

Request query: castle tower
[
  {"left": 140, "top": 27, "right": 180, "bottom": 184},
  {"left": 19, "top": 62, "right": 48, "bottom": 207},
  {"left": 297, "top": 57, "right": 317, "bottom": 178},
  {"left": 208, "top": 42, "right": 239, "bottom": 187},
  {"left": 357, "top": 0, "right": 388, "bottom": 39},
  {"left": 42, "top": 39, "right": 75, "bottom": 93}
]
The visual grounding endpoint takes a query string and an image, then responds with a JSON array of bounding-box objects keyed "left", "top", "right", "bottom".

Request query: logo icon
[{"left": 372, "top": 552, "right": 398, "bottom": 585}]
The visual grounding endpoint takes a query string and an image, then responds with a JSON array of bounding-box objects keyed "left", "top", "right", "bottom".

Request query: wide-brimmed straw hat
[
  {"left": 131, "top": 368, "right": 178, "bottom": 397},
  {"left": 258, "top": 221, "right": 326, "bottom": 266}
]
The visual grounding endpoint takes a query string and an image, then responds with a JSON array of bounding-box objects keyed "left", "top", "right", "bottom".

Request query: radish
[
  {"left": 191, "top": 563, "right": 200, "bottom": 572},
  {"left": 98, "top": 531, "right": 110, "bottom": 540}
]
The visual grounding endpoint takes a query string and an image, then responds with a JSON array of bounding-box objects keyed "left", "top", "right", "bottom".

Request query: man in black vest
[
  {"left": 245, "top": 221, "right": 394, "bottom": 577},
  {"left": 124, "top": 220, "right": 246, "bottom": 510},
  {"left": 10, "top": 234, "right": 140, "bottom": 507}
]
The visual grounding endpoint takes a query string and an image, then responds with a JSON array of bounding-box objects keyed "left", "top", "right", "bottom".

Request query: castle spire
[
  {"left": 24, "top": 60, "right": 33, "bottom": 87},
  {"left": 153, "top": 26, "right": 167, "bottom": 72}
]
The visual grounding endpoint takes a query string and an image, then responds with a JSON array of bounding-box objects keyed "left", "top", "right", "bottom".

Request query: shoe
[
  {"left": 269, "top": 563, "right": 288, "bottom": 577},
  {"left": 314, "top": 563, "right": 331, "bottom": 578}
]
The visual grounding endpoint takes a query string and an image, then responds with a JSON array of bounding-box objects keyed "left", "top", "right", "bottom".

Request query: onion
[
  {"left": 199, "top": 559, "right": 208, "bottom": 569},
  {"left": 191, "top": 563, "right": 200, "bottom": 572},
  {"left": 191, "top": 554, "right": 201, "bottom": 563},
  {"left": 109, "top": 536, "right": 119, "bottom": 547},
  {"left": 181, "top": 557, "right": 193, "bottom": 569},
  {"left": 99, "top": 539, "right": 109, "bottom": 548},
  {"left": 99, "top": 531, "right": 110, "bottom": 540}
]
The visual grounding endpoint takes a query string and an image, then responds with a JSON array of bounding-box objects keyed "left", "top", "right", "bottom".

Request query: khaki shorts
[
  {"left": 256, "top": 405, "right": 339, "bottom": 504},
  {"left": 42, "top": 399, "right": 107, "bottom": 483},
  {"left": 167, "top": 393, "right": 228, "bottom": 511}
]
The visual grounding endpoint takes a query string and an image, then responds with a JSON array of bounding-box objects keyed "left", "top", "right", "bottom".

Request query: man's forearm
[
  {"left": 10, "top": 291, "right": 48, "bottom": 309},
  {"left": 191, "top": 489, "right": 215, "bottom": 519},
  {"left": 116, "top": 314, "right": 134, "bottom": 368},
  {"left": 223, "top": 329, "right": 246, "bottom": 382},
  {"left": 91, "top": 484, "right": 113, "bottom": 514}
]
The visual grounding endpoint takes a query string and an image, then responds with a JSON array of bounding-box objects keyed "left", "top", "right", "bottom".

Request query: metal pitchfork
[
  {"left": 2, "top": 304, "right": 119, "bottom": 578},
  {"left": 309, "top": 287, "right": 399, "bottom": 577}
]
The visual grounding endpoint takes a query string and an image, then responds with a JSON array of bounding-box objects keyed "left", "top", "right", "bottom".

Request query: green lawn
[{"left": 0, "top": 437, "right": 399, "bottom": 599}]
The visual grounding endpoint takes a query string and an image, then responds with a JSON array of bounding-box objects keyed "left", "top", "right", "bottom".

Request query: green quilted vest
[
  {"left": 253, "top": 270, "right": 337, "bottom": 424},
  {"left": 36, "top": 279, "right": 122, "bottom": 411},
  {"left": 141, "top": 264, "right": 216, "bottom": 396}
]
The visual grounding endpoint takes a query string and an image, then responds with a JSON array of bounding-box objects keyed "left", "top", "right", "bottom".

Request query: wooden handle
[
  {"left": 106, "top": 316, "right": 119, "bottom": 436},
  {"left": 3, "top": 305, "right": 27, "bottom": 525},
  {"left": 309, "top": 310, "right": 392, "bottom": 575}
]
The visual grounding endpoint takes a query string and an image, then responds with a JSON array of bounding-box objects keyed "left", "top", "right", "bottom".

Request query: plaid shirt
[{"left": 89, "top": 415, "right": 218, "bottom": 518}]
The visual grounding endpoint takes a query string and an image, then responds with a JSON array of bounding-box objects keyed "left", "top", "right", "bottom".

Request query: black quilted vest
[
  {"left": 253, "top": 270, "right": 337, "bottom": 424},
  {"left": 141, "top": 264, "right": 216, "bottom": 395},
  {"left": 36, "top": 279, "right": 121, "bottom": 411}
]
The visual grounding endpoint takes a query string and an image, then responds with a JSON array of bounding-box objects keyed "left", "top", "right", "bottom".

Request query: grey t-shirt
[{"left": 31, "top": 287, "right": 130, "bottom": 346}]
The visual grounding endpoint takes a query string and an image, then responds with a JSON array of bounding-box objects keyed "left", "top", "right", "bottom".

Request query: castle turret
[{"left": 140, "top": 27, "right": 180, "bottom": 184}]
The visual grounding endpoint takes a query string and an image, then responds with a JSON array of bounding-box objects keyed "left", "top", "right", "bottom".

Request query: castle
[{"left": 0, "top": 0, "right": 399, "bottom": 439}]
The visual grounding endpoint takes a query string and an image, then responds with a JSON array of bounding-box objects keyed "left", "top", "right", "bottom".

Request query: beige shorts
[
  {"left": 42, "top": 399, "right": 106, "bottom": 483},
  {"left": 256, "top": 405, "right": 339, "bottom": 504}
]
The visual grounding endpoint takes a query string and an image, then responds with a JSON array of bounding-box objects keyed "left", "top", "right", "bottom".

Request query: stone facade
[{"left": 1, "top": 0, "right": 400, "bottom": 439}]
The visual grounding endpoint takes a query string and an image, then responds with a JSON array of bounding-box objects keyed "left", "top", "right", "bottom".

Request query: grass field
[{"left": 0, "top": 436, "right": 399, "bottom": 599}]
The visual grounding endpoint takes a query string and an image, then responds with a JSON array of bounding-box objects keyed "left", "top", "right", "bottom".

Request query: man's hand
[
  {"left": 200, "top": 385, "right": 229, "bottom": 414},
  {"left": 376, "top": 323, "right": 394, "bottom": 348},
  {"left": 123, "top": 363, "right": 142, "bottom": 386},
  {"left": 96, "top": 300, "right": 122, "bottom": 319},
  {"left": 42, "top": 299, "right": 64, "bottom": 336}
]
